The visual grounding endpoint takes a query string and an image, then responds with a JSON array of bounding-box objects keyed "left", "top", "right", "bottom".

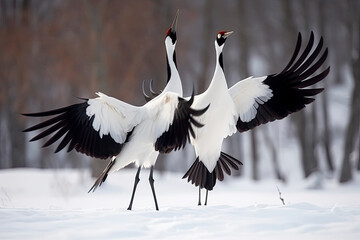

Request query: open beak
[
  {"left": 170, "top": 9, "right": 179, "bottom": 32},
  {"left": 223, "top": 31, "right": 234, "bottom": 39}
]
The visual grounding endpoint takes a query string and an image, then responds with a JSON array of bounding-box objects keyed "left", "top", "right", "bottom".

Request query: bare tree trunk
[
  {"left": 340, "top": 0, "right": 360, "bottom": 183},
  {"left": 321, "top": 88, "right": 334, "bottom": 172},
  {"left": 311, "top": 103, "right": 319, "bottom": 172},
  {"left": 318, "top": 0, "right": 334, "bottom": 173},
  {"left": 357, "top": 133, "right": 360, "bottom": 170},
  {"left": 9, "top": 110, "right": 26, "bottom": 168},
  {"left": 295, "top": 111, "right": 316, "bottom": 177},
  {"left": 197, "top": 0, "right": 214, "bottom": 93},
  {"left": 339, "top": 50, "right": 360, "bottom": 182},
  {"left": 249, "top": 131, "right": 258, "bottom": 180},
  {"left": 236, "top": 0, "right": 259, "bottom": 180},
  {"left": 8, "top": 0, "right": 30, "bottom": 168},
  {"left": 263, "top": 127, "right": 286, "bottom": 182},
  {"left": 294, "top": 88, "right": 318, "bottom": 178},
  {"left": 0, "top": 111, "right": 11, "bottom": 168}
]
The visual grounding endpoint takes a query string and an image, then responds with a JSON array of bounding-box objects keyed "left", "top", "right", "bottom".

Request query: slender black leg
[
  {"left": 198, "top": 186, "right": 202, "bottom": 206},
  {"left": 149, "top": 166, "right": 159, "bottom": 211},
  {"left": 204, "top": 190, "right": 209, "bottom": 206},
  {"left": 127, "top": 167, "right": 141, "bottom": 210}
]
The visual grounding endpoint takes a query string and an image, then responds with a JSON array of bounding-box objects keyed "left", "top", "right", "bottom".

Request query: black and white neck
[
  {"left": 208, "top": 31, "right": 233, "bottom": 91},
  {"left": 162, "top": 12, "right": 182, "bottom": 96}
]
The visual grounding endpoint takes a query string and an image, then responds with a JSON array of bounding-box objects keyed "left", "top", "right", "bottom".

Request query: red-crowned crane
[
  {"left": 143, "top": 29, "right": 329, "bottom": 205},
  {"left": 181, "top": 31, "right": 329, "bottom": 205},
  {"left": 22, "top": 12, "right": 208, "bottom": 211}
]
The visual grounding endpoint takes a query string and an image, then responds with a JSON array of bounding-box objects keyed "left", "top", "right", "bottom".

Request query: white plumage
[
  {"left": 189, "top": 33, "right": 238, "bottom": 173},
  {"left": 86, "top": 92, "right": 140, "bottom": 143},
  {"left": 229, "top": 76, "right": 272, "bottom": 123},
  {"left": 87, "top": 91, "right": 180, "bottom": 171}
]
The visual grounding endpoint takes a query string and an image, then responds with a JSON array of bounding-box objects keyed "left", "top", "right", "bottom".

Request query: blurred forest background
[{"left": 0, "top": 0, "right": 359, "bottom": 184}]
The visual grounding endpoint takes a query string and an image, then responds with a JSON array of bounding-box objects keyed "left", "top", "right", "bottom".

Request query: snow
[{"left": 1, "top": 169, "right": 360, "bottom": 240}]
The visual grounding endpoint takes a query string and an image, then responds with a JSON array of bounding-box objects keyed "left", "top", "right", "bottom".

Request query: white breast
[{"left": 190, "top": 88, "right": 237, "bottom": 172}]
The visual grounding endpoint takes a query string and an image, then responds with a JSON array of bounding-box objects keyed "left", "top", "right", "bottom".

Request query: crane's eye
[{"left": 217, "top": 33, "right": 221, "bottom": 39}]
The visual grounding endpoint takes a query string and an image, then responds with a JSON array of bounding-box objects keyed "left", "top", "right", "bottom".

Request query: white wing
[
  {"left": 229, "top": 76, "right": 272, "bottom": 123},
  {"left": 87, "top": 92, "right": 142, "bottom": 143}
]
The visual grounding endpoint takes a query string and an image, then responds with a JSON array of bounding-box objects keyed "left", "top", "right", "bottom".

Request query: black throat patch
[
  {"left": 166, "top": 55, "right": 171, "bottom": 82},
  {"left": 219, "top": 52, "right": 224, "bottom": 70}
]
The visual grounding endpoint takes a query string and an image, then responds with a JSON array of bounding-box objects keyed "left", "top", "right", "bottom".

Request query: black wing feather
[
  {"left": 155, "top": 92, "right": 209, "bottom": 153},
  {"left": 22, "top": 101, "right": 126, "bottom": 159}
]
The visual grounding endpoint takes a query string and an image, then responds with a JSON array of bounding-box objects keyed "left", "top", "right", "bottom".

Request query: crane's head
[
  {"left": 166, "top": 10, "right": 179, "bottom": 45},
  {"left": 216, "top": 31, "right": 233, "bottom": 47}
]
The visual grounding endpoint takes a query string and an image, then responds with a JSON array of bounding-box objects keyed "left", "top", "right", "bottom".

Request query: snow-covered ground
[{"left": 0, "top": 168, "right": 360, "bottom": 240}]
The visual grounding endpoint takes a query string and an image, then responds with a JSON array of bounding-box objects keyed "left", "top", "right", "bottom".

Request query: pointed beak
[
  {"left": 223, "top": 31, "right": 234, "bottom": 39},
  {"left": 170, "top": 10, "right": 179, "bottom": 32}
]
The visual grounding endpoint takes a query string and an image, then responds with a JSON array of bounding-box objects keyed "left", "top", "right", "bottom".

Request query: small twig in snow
[
  {"left": 1, "top": 187, "right": 13, "bottom": 208},
  {"left": 276, "top": 185, "right": 285, "bottom": 205}
]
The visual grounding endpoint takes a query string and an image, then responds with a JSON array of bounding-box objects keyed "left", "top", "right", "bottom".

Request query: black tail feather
[
  {"left": 182, "top": 152, "right": 242, "bottom": 191},
  {"left": 88, "top": 158, "right": 116, "bottom": 193},
  {"left": 214, "top": 160, "right": 224, "bottom": 181},
  {"left": 221, "top": 152, "right": 243, "bottom": 168},
  {"left": 219, "top": 157, "right": 231, "bottom": 175}
]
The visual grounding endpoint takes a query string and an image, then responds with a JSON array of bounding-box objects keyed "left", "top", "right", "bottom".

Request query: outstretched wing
[
  {"left": 229, "top": 32, "right": 329, "bottom": 132},
  {"left": 153, "top": 91, "right": 209, "bottom": 153},
  {"left": 22, "top": 92, "right": 141, "bottom": 159}
]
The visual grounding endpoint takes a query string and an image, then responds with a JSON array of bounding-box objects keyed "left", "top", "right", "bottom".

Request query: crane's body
[
  {"left": 183, "top": 31, "right": 329, "bottom": 205},
  {"left": 189, "top": 39, "right": 238, "bottom": 173}
]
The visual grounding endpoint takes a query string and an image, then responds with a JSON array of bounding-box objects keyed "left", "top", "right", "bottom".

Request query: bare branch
[{"left": 276, "top": 185, "right": 285, "bottom": 205}]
